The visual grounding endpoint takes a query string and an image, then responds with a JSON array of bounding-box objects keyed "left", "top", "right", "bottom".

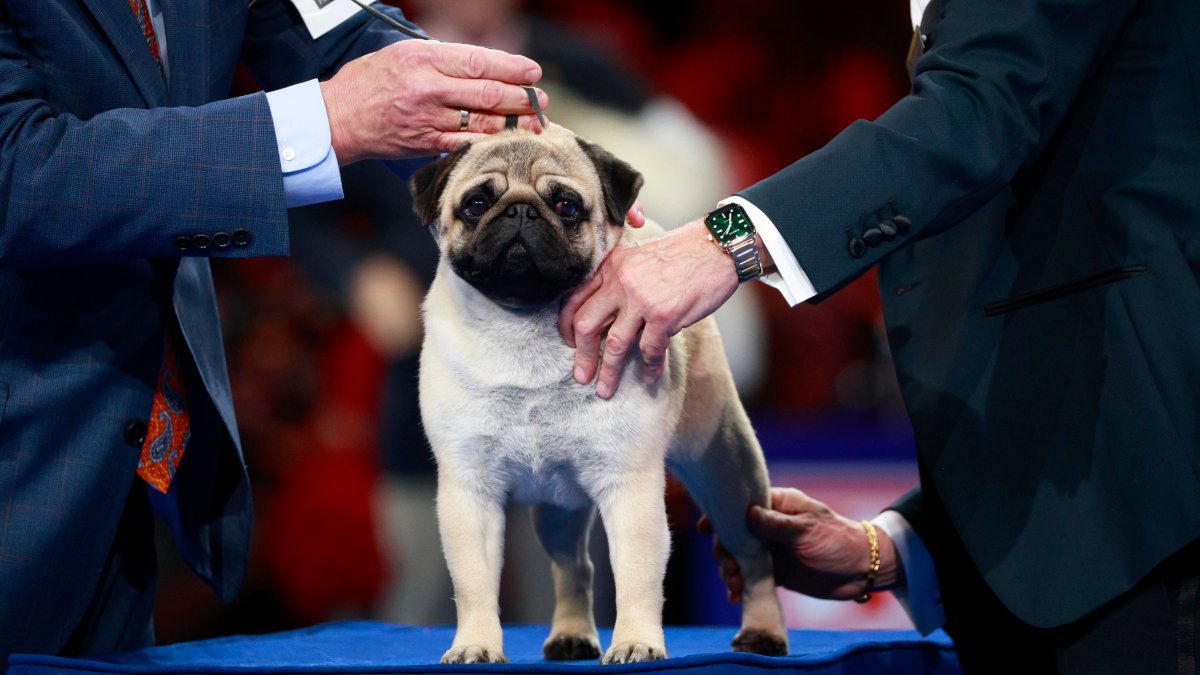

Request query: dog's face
[{"left": 410, "top": 129, "right": 643, "bottom": 310}]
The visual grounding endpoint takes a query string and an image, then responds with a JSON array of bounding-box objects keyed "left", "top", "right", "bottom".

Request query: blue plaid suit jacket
[{"left": 0, "top": 0, "right": 417, "bottom": 658}]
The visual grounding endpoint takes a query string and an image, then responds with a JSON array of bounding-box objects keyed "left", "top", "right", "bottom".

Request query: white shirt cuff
[
  {"left": 873, "top": 510, "right": 947, "bottom": 635},
  {"left": 718, "top": 196, "right": 816, "bottom": 306},
  {"left": 265, "top": 79, "right": 344, "bottom": 209}
]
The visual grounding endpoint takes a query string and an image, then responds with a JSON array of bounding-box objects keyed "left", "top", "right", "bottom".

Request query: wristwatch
[{"left": 703, "top": 202, "right": 764, "bottom": 283}]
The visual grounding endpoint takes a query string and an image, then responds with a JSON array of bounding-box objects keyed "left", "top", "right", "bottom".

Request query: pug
[{"left": 410, "top": 127, "right": 789, "bottom": 665}]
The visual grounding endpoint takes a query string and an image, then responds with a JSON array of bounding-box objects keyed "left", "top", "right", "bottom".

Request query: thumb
[
  {"left": 626, "top": 202, "right": 646, "bottom": 228},
  {"left": 747, "top": 505, "right": 805, "bottom": 543}
]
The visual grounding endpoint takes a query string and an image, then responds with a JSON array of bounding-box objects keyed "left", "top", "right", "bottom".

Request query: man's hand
[
  {"left": 698, "top": 487, "right": 903, "bottom": 602},
  {"left": 320, "top": 41, "right": 548, "bottom": 164},
  {"left": 558, "top": 219, "right": 736, "bottom": 398}
]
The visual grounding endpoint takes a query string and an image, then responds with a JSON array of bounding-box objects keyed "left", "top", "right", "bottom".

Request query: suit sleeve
[
  {"left": 0, "top": 14, "right": 288, "bottom": 268},
  {"left": 739, "top": 0, "right": 1140, "bottom": 299}
]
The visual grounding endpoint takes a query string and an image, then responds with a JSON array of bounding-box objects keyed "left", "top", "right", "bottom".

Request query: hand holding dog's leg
[
  {"left": 437, "top": 473, "right": 508, "bottom": 664},
  {"left": 700, "top": 487, "right": 903, "bottom": 600},
  {"left": 531, "top": 505, "right": 602, "bottom": 660},
  {"left": 596, "top": 470, "right": 670, "bottom": 664}
]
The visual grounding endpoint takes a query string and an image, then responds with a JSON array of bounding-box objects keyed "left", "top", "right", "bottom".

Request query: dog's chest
[
  {"left": 427, "top": 351, "right": 659, "bottom": 507},
  {"left": 422, "top": 272, "right": 671, "bottom": 507},
  {"left": 453, "top": 379, "right": 625, "bottom": 507}
]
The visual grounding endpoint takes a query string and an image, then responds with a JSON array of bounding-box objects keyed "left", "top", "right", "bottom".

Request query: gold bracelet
[{"left": 853, "top": 519, "right": 881, "bottom": 604}]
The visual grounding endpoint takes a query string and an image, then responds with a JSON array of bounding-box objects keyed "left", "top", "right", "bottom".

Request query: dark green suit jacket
[{"left": 741, "top": 0, "right": 1200, "bottom": 627}]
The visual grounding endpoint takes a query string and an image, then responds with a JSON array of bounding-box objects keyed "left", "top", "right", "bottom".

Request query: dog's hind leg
[
  {"left": 531, "top": 504, "right": 602, "bottom": 660},
  {"left": 594, "top": 466, "right": 670, "bottom": 664},
  {"left": 437, "top": 470, "right": 508, "bottom": 664},
  {"left": 669, "top": 404, "right": 790, "bottom": 656}
]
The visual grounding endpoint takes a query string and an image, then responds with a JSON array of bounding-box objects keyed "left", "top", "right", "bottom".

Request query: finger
[
  {"left": 711, "top": 540, "right": 744, "bottom": 603},
  {"left": 441, "top": 81, "right": 549, "bottom": 116},
  {"left": 626, "top": 202, "right": 646, "bottom": 228},
  {"left": 746, "top": 504, "right": 807, "bottom": 543},
  {"left": 430, "top": 122, "right": 545, "bottom": 153},
  {"left": 571, "top": 291, "right": 618, "bottom": 387},
  {"left": 721, "top": 560, "right": 744, "bottom": 602},
  {"left": 639, "top": 324, "right": 670, "bottom": 386},
  {"left": 595, "top": 311, "right": 644, "bottom": 399},
  {"left": 721, "top": 554, "right": 742, "bottom": 584},
  {"left": 769, "top": 486, "right": 821, "bottom": 515},
  {"left": 430, "top": 42, "right": 543, "bottom": 84},
  {"left": 711, "top": 538, "right": 727, "bottom": 562},
  {"left": 696, "top": 515, "right": 712, "bottom": 535},
  {"left": 559, "top": 272, "right": 604, "bottom": 349},
  {"left": 448, "top": 109, "right": 546, "bottom": 135}
]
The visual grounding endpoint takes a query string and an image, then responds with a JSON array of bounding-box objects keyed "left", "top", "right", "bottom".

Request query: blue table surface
[{"left": 7, "top": 622, "right": 960, "bottom": 674}]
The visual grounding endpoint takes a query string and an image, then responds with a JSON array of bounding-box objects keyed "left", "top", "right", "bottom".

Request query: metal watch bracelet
[{"left": 727, "top": 235, "right": 764, "bottom": 283}]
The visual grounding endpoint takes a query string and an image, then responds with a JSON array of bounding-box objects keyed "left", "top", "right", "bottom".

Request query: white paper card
[{"left": 287, "top": 0, "right": 368, "bottom": 39}]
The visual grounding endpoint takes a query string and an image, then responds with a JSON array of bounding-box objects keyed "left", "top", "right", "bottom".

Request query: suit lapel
[
  {"left": 79, "top": 0, "right": 168, "bottom": 106},
  {"left": 159, "top": 0, "right": 209, "bottom": 106}
]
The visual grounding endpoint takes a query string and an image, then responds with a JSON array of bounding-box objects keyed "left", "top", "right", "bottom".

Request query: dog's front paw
[
  {"left": 731, "top": 628, "right": 789, "bottom": 656},
  {"left": 544, "top": 632, "right": 601, "bottom": 661},
  {"left": 601, "top": 641, "right": 666, "bottom": 664},
  {"left": 441, "top": 645, "right": 508, "bottom": 664}
]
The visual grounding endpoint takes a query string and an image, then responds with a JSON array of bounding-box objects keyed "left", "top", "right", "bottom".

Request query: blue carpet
[{"left": 7, "top": 622, "right": 960, "bottom": 674}]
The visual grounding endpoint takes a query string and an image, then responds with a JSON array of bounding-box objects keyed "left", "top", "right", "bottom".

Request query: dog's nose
[{"left": 505, "top": 203, "right": 540, "bottom": 221}]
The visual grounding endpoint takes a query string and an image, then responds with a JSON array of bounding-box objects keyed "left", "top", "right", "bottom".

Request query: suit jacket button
[
  {"left": 893, "top": 215, "right": 912, "bottom": 234},
  {"left": 174, "top": 236, "right": 191, "bottom": 252},
  {"left": 192, "top": 234, "right": 211, "bottom": 250},
  {"left": 232, "top": 229, "right": 252, "bottom": 247},
  {"left": 212, "top": 232, "right": 232, "bottom": 249},
  {"left": 124, "top": 421, "right": 148, "bottom": 447},
  {"left": 863, "top": 228, "right": 883, "bottom": 247},
  {"left": 879, "top": 220, "right": 898, "bottom": 238},
  {"left": 847, "top": 237, "right": 867, "bottom": 258}
]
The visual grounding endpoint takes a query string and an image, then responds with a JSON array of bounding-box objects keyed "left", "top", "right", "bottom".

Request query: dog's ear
[
  {"left": 410, "top": 143, "right": 472, "bottom": 227},
  {"left": 574, "top": 137, "right": 644, "bottom": 225}
]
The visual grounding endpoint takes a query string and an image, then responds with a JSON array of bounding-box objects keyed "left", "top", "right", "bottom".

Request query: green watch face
[{"left": 705, "top": 204, "right": 755, "bottom": 245}]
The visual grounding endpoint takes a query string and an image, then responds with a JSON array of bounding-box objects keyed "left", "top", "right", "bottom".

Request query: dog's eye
[
  {"left": 462, "top": 196, "right": 491, "bottom": 220},
  {"left": 554, "top": 199, "right": 581, "bottom": 221}
]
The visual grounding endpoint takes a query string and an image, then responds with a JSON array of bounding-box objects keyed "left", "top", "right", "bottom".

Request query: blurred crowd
[{"left": 153, "top": 0, "right": 916, "bottom": 643}]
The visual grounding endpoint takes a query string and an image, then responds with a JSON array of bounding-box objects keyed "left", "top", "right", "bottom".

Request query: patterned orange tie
[
  {"left": 127, "top": 0, "right": 165, "bottom": 78},
  {"left": 138, "top": 333, "right": 191, "bottom": 493},
  {"left": 127, "top": 0, "right": 186, "bottom": 493}
]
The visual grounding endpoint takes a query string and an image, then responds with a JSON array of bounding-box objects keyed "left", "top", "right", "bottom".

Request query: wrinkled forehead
[{"left": 445, "top": 132, "right": 600, "bottom": 200}]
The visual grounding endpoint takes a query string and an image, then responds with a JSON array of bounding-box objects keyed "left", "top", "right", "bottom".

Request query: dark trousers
[
  {"left": 62, "top": 479, "right": 158, "bottom": 656},
  {"left": 923, "top": 485, "right": 1200, "bottom": 674}
]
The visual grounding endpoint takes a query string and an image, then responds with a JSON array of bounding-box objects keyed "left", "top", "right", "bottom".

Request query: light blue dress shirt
[{"left": 264, "top": 80, "right": 344, "bottom": 208}]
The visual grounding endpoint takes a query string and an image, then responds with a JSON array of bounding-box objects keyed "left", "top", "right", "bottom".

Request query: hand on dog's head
[{"left": 410, "top": 128, "right": 643, "bottom": 310}]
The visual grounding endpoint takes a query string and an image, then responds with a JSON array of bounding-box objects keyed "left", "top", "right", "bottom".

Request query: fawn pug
[{"left": 411, "top": 127, "right": 788, "bottom": 665}]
